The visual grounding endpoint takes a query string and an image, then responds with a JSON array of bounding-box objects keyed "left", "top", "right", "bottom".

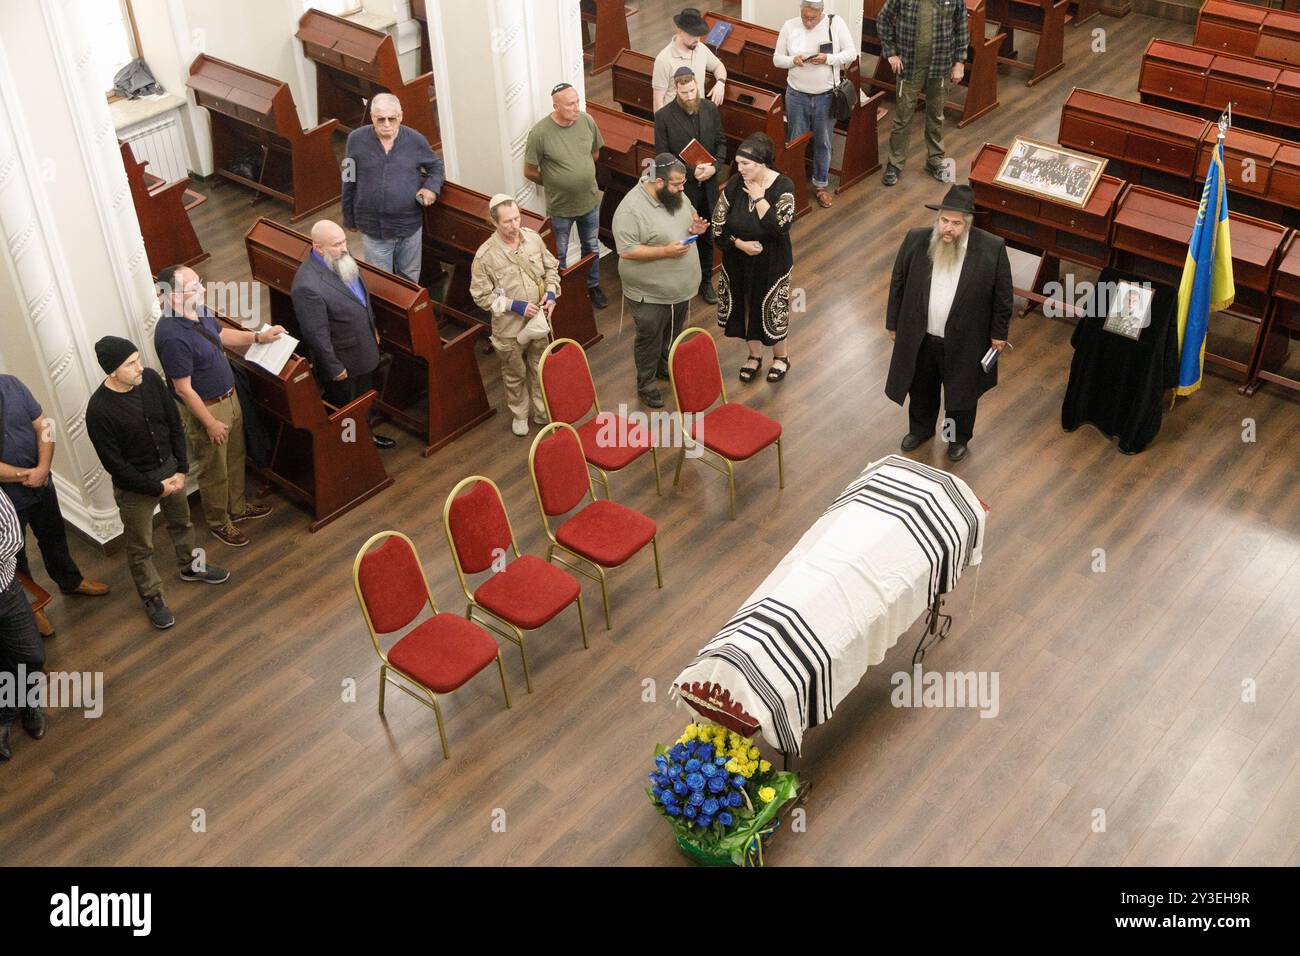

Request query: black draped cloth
[{"left": 1061, "top": 268, "right": 1179, "bottom": 455}]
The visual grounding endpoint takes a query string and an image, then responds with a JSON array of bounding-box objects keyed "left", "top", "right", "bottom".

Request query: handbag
[{"left": 827, "top": 14, "right": 857, "bottom": 123}]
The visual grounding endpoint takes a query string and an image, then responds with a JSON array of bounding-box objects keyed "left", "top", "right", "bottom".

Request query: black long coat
[
  {"left": 885, "top": 225, "right": 1013, "bottom": 411},
  {"left": 653, "top": 97, "right": 727, "bottom": 212}
]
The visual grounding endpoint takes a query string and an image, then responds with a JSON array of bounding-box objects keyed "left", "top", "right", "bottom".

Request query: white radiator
[{"left": 121, "top": 112, "right": 190, "bottom": 184}]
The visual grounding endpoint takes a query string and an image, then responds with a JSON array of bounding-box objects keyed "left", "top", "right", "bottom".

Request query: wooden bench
[{"left": 120, "top": 139, "right": 207, "bottom": 274}]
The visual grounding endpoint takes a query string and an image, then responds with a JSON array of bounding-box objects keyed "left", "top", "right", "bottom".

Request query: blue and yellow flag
[{"left": 1174, "top": 136, "right": 1234, "bottom": 396}]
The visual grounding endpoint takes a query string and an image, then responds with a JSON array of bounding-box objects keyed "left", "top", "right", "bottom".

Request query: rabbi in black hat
[
  {"left": 884, "top": 184, "right": 1012, "bottom": 463},
  {"left": 652, "top": 7, "right": 728, "bottom": 112},
  {"left": 85, "top": 336, "right": 230, "bottom": 631}
]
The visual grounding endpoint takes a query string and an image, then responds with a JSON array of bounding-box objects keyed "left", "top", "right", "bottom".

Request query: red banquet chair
[
  {"left": 443, "top": 475, "right": 589, "bottom": 694},
  {"left": 528, "top": 422, "right": 663, "bottom": 630},
  {"left": 352, "top": 531, "right": 510, "bottom": 759},
  {"left": 539, "top": 337, "right": 661, "bottom": 497},
  {"left": 667, "top": 328, "right": 784, "bottom": 519}
]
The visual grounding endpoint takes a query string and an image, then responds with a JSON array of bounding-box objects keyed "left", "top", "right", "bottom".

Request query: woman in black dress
[{"left": 712, "top": 133, "right": 796, "bottom": 383}]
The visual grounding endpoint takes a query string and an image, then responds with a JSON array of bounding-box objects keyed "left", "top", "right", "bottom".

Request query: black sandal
[
  {"left": 739, "top": 357, "right": 763, "bottom": 383},
  {"left": 767, "top": 357, "right": 790, "bottom": 382}
]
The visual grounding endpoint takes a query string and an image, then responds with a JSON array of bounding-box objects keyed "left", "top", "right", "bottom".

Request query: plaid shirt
[{"left": 879, "top": 0, "right": 969, "bottom": 80}]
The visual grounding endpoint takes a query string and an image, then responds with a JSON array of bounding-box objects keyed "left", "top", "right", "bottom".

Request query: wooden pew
[
  {"left": 120, "top": 140, "right": 208, "bottom": 274},
  {"left": 610, "top": 48, "right": 814, "bottom": 219},
  {"left": 1068, "top": 0, "right": 1102, "bottom": 24},
  {"left": 244, "top": 217, "right": 494, "bottom": 457},
  {"left": 421, "top": 182, "right": 603, "bottom": 349},
  {"left": 587, "top": 102, "right": 658, "bottom": 250},
  {"left": 1111, "top": 184, "right": 1288, "bottom": 384},
  {"left": 969, "top": 142, "right": 1124, "bottom": 316},
  {"left": 984, "top": 0, "right": 1069, "bottom": 86},
  {"left": 702, "top": 11, "right": 884, "bottom": 193},
  {"left": 863, "top": 0, "right": 1003, "bottom": 129},
  {"left": 1139, "top": 38, "right": 1300, "bottom": 140},
  {"left": 410, "top": 0, "right": 432, "bottom": 76},
  {"left": 186, "top": 54, "right": 340, "bottom": 222},
  {"left": 581, "top": 0, "right": 637, "bottom": 74},
  {"left": 1195, "top": 0, "right": 1300, "bottom": 68},
  {"left": 296, "top": 8, "right": 440, "bottom": 148},
  {"left": 212, "top": 307, "right": 392, "bottom": 532},
  {"left": 1244, "top": 229, "right": 1300, "bottom": 394}
]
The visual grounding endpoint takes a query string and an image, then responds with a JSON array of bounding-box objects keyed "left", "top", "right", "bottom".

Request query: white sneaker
[{"left": 511, "top": 418, "right": 529, "bottom": 436}]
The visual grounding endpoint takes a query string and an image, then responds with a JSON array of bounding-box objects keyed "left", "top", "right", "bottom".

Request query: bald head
[
  {"left": 551, "top": 86, "right": 581, "bottom": 125},
  {"left": 311, "top": 220, "right": 348, "bottom": 261}
]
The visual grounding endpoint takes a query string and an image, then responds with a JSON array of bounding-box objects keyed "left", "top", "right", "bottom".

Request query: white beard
[{"left": 329, "top": 251, "right": 360, "bottom": 286}]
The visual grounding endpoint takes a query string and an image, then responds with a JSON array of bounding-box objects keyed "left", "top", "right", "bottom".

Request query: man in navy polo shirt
[
  {"left": 0, "top": 373, "right": 109, "bottom": 638},
  {"left": 341, "top": 92, "right": 444, "bottom": 284},
  {"left": 154, "top": 264, "right": 286, "bottom": 548}
]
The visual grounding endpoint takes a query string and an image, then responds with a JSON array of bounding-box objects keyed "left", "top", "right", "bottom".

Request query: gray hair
[
  {"left": 489, "top": 197, "right": 518, "bottom": 222},
  {"left": 370, "top": 92, "right": 401, "bottom": 116}
]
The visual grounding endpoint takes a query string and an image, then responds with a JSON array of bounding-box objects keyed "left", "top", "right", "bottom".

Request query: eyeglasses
[{"left": 373, "top": 115, "right": 400, "bottom": 124}]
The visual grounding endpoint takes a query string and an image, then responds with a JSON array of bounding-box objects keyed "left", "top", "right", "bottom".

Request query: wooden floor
[{"left": 4, "top": 5, "right": 1298, "bottom": 867}]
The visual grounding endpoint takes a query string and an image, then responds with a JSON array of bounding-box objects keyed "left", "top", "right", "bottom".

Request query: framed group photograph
[
  {"left": 993, "top": 137, "right": 1107, "bottom": 208},
  {"left": 1103, "top": 281, "right": 1154, "bottom": 340}
]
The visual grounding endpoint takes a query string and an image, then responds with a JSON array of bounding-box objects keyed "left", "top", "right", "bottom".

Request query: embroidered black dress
[{"left": 712, "top": 172, "right": 796, "bottom": 345}]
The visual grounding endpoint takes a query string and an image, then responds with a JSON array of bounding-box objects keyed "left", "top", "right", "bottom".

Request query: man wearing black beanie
[{"left": 86, "top": 337, "right": 230, "bottom": 630}]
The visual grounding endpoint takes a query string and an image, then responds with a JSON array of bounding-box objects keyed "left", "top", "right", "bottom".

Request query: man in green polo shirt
[
  {"left": 524, "top": 82, "right": 608, "bottom": 308},
  {"left": 612, "top": 154, "right": 709, "bottom": 408}
]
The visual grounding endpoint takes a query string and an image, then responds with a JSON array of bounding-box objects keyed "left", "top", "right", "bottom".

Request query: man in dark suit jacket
[
  {"left": 654, "top": 66, "right": 727, "bottom": 304},
  {"left": 885, "top": 185, "right": 1012, "bottom": 462},
  {"left": 292, "top": 220, "right": 395, "bottom": 448}
]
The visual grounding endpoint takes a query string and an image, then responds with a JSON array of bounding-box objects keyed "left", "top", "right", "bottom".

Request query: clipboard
[{"left": 680, "top": 138, "right": 715, "bottom": 169}]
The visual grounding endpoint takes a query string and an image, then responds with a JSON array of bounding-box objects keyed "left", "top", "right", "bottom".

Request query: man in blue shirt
[
  {"left": 0, "top": 373, "right": 109, "bottom": 639},
  {"left": 341, "top": 92, "right": 444, "bottom": 284},
  {"left": 155, "top": 264, "right": 286, "bottom": 547}
]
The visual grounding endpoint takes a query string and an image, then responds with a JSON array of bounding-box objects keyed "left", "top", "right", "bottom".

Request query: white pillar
[
  {"left": 743, "top": 0, "right": 864, "bottom": 41},
  {"left": 425, "top": 0, "right": 584, "bottom": 215}
]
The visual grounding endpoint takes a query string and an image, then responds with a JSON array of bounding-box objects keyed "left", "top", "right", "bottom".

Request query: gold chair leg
[
  {"left": 650, "top": 446, "right": 662, "bottom": 496},
  {"left": 726, "top": 460, "right": 736, "bottom": 520},
  {"left": 652, "top": 536, "right": 663, "bottom": 588},
  {"left": 496, "top": 652, "right": 512, "bottom": 710},
  {"left": 546, "top": 542, "right": 555, "bottom": 563},
  {"left": 776, "top": 436, "right": 785, "bottom": 489},
  {"left": 575, "top": 591, "right": 590, "bottom": 648},
  {"left": 598, "top": 565, "right": 612, "bottom": 630},
  {"left": 673, "top": 444, "right": 687, "bottom": 486},
  {"left": 378, "top": 664, "right": 388, "bottom": 715},
  {"left": 516, "top": 625, "right": 534, "bottom": 694},
  {"left": 430, "top": 691, "right": 450, "bottom": 759}
]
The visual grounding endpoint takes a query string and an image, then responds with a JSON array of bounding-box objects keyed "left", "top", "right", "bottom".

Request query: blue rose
[
  {"left": 728, "top": 790, "right": 743, "bottom": 807},
  {"left": 661, "top": 791, "right": 676, "bottom": 805},
  {"left": 689, "top": 790, "right": 705, "bottom": 806},
  {"left": 665, "top": 805, "right": 681, "bottom": 816},
  {"left": 683, "top": 804, "right": 697, "bottom": 818},
  {"left": 732, "top": 775, "right": 746, "bottom": 788},
  {"left": 697, "top": 815, "right": 712, "bottom": 829},
  {"left": 684, "top": 758, "right": 701, "bottom": 772},
  {"left": 674, "top": 780, "right": 688, "bottom": 796},
  {"left": 697, "top": 744, "right": 714, "bottom": 762},
  {"left": 708, "top": 776, "right": 726, "bottom": 794},
  {"left": 667, "top": 765, "right": 681, "bottom": 779},
  {"left": 718, "top": 811, "right": 733, "bottom": 826},
  {"left": 715, "top": 756, "right": 726, "bottom": 766},
  {"left": 670, "top": 744, "right": 688, "bottom": 762},
  {"left": 685, "top": 773, "right": 705, "bottom": 791},
  {"left": 702, "top": 798, "right": 719, "bottom": 815},
  {"left": 700, "top": 763, "right": 717, "bottom": 779}
]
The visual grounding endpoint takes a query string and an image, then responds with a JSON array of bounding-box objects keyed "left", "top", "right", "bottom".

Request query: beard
[
  {"left": 326, "top": 251, "right": 360, "bottom": 286},
  {"left": 678, "top": 95, "right": 700, "bottom": 115},
  {"left": 657, "top": 184, "right": 685, "bottom": 212},
  {"left": 928, "top": 225, "right": 966, "bottom": 271}
]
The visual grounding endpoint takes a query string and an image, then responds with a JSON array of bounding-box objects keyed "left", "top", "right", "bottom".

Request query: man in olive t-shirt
[{"left": 524, "top": 83, "right": 608, "bottom": 308}]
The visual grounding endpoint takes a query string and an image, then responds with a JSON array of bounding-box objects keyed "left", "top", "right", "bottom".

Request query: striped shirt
[{"left": 0, "top": 489, "right": 23, "bottom": 591}]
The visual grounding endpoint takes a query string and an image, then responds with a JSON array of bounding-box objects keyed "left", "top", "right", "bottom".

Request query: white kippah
[{"left": 488, "top": 193, "right": 515, "bottom": 212}]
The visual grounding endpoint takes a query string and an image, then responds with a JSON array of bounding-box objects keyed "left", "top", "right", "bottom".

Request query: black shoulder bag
[{"left": 827, "top": 14, "right": 857, "bottom": 123}]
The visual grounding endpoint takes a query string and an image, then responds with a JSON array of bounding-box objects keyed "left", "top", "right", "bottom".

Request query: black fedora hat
[
  {"left": 674, "top": 7, "right": 709, "bottom": 36},
  {"left": 924, "top": 184, "right": 975, "bottom": 215}
]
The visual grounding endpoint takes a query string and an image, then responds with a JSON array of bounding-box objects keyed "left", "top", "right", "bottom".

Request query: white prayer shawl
[{"left": 673, "top": 455, "right": 986, "bottom": 754}]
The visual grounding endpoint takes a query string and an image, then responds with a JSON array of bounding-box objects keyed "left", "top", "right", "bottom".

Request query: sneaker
[
  {"left": 211, "top": 523, "right": 249, "bottom": 548},
  {"left": 511, "top": 418, "right": 529, "bottom": 436},
  {"left": 144, "top": 595, "right": 176, "bottom": 629},
  {"left": 699, "top": 280, "right": 718, "bottom": 305},
  {"left": 21, "top": 707, "right": 45, "bottom": 740},
  {"left": 233, "top": 503, "right": 273, "bottom": 522},
  {"left": 588, "top": 286, "right": 608, "bottom": 310},
  {"left": 179, "top": 563, "right": 230, "bottom": 585},
  {"left": 882, "top": 163, "right": 900, "bottom": 187},
  {"left": 926, "top": 163, "right": 949, "bottom": 183}
]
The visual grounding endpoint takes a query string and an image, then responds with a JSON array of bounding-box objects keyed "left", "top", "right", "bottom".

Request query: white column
[
  {"left": 743, "top": 0, "right": 864, "bottom": 41},
  {"left": 425, "top": 0, "right": 583, "bottom": 215}
]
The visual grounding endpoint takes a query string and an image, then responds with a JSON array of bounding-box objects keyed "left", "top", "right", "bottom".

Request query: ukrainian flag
[{"left": 1174, "top": 135, "right": 1234, "bottom": 396}]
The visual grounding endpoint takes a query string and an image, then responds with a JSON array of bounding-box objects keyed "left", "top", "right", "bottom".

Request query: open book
[{"left": 244, "top": 324, "right": 298, "bottom": 376}]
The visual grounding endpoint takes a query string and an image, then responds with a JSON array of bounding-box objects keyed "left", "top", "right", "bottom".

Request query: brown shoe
[
  {"left": 34, "top": 609, "right": 55, "bottom": 638},
  {"left": 815, "top": 187, "right": 834, "bottom": 208},
  {"left": 233, "top": 503, "right": 273, "bottom": 523},
  {"left": 61, "top": 578, "right": 109, "bottom": 597},
  {"left": 211, "top": 523, "right": 250, "bottom": 548}
]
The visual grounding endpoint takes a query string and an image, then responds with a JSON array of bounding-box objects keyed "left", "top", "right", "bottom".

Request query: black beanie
[{"left": 95, "top": 335, "right": 138, "bottom": 375}]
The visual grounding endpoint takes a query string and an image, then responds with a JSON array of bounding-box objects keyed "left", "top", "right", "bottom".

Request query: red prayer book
[{"left": 680, "top": 138, "right": 715, "bottom": 169}]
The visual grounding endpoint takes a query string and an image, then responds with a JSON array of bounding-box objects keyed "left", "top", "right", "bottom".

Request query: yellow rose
[
  {"left": 759, "top": 760, "right": 771, "bottom": 772},
  {"left": 758, "top": 786, "right": 776, "bottom": 803},
  {"left": 725, "top": 759, "right": 740, "bottom": 773},
  {"left": 748, "top": 747, "right": 760, "bottom": 760},
  {"left": 683, "top": 724, "right": 699, "bottom": 741}
]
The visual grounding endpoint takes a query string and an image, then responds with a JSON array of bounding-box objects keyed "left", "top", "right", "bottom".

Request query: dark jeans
[
  {"left": 551, "top": 206, "right": 601, "bottom": 288},
  {"left": 13, "top": 484, "right": 83, "bottom": 592},
  {"left": 908, "top": 334, "right": 976, "bottom": 444},
  {"left": 688, "top": 187, "right": 714, "bottom": 283},
  {"left": 630, "top": 299, "right": 688, "bottom": 395},
  {"left": 0, "top": 575, "right": 44, "bottom": 725}
]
